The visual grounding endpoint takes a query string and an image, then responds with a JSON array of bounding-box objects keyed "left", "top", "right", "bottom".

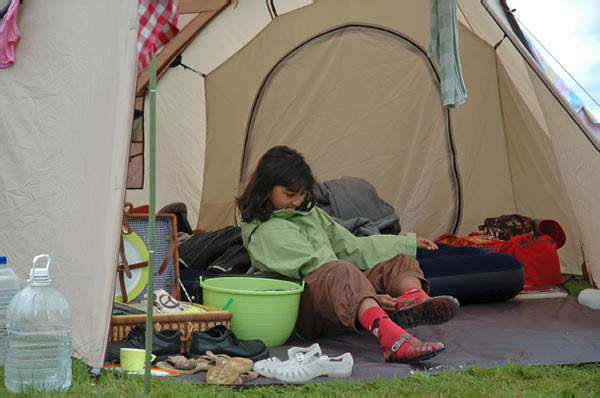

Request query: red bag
[
  {"left": 490, "top": 233, "right": 562, "bottom": 286},
  {"left": 435, "top": 232, "right": 503, "bottom": 248}
]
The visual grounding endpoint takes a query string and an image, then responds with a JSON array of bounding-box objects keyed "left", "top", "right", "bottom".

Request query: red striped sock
[
  {"left": 359, "top": 305, "right": 445, "bottom": 362},
  {"left": 396, "top": 287, "right": 429, "bottom": 309},
  {"left": 359, "top": 306, "right": 407, "bottom": 348},
  {"left": 401, "top": 287, "right": 429, "bottom": 298}
]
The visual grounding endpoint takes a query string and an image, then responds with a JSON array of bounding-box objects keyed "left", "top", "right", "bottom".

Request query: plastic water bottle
[
  {"left": 4, "top": 255, "right": 72, "bottom": 392},
  {"left": 0, "top": 256, "right": 20, "bottom": 365}
]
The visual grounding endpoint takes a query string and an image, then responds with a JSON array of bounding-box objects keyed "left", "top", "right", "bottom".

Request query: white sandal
[
  {"left": 273, "top": 352, "right": 353, "bottom": 383},
  {"left": 253, "top": 343, "right": 321, "bottom": 378}
]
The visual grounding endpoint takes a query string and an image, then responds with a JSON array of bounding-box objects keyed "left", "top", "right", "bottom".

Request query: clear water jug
[
  {"left": 0, "top": 256, "right": 20, "bottom": 365},
  {"left": 4, "top": 255, "right": 72, "bottom": 392}
]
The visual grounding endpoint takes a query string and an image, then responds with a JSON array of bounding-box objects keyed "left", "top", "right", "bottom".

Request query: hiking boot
[
  {"left": 384, "top": 333, "right": 445, "bottom": 363},
  {"left": 105, "top": 325, "right": 181, "bottom": 364},
  {"left": 188, "top": 325, "right": 269, "bottom": 362},
  {"left": 390, "top": 295, "right": 459, "bottom": 329}
]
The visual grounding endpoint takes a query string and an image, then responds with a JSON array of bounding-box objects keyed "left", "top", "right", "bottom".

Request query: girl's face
[{"left": 270, "top": 185, "right": 305, "bottom": 210}]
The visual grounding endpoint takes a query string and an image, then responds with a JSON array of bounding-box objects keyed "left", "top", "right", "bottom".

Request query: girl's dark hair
[{"left": 236, "top": 145, "right": 316, "bottom": 222}]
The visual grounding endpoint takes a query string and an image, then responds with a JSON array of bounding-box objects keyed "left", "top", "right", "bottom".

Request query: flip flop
[
  {"left": 225, "top": 356, "right": 254, "bottom": 373},
  {"left": 155, "top": 355, "right": 209, "bottom": 374},
  {"left": 206, "top": 364, "right": 259, "bottom": 385},
  {"left": 206, "top": 364, "right": 240, "bottom": 385}
]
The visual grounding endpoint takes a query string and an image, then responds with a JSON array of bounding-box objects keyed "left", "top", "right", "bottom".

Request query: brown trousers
[{"left": 295, "top": 254, "right": 428, "bottom": 339}]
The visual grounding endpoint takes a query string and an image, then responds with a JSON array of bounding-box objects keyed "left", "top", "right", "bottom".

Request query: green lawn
[
  {"left": 0, "top": 278, "right": 596, "bottom": 397},
  {"left": 1, "top": 360, "right": 598, "bottom": 397}
]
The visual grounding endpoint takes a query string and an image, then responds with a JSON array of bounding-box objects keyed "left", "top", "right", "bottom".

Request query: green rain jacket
[{"left": 239, "top": 206, "right": 417, "bottom": 280}]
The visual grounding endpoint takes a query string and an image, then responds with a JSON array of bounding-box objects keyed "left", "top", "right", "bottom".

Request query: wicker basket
[{"left": 109, "top": 304, "right": 232, "bottom": 354}]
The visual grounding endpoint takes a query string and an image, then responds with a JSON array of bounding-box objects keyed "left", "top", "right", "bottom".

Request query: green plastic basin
[{"left": 200, "top": 276, "right": 304, "bottom": 347}]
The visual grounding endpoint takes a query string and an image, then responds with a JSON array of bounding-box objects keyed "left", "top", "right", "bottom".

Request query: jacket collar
[
  {"left": 271, "top": 208, "right": 310, "bottom": 219},
  {"left": 240, "top": 208, "right": 312, "bottom": 243}
]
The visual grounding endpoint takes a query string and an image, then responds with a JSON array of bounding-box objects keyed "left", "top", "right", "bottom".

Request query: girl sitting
[{"left": 236, "top": 145, "right": 459, "bottom": 363}]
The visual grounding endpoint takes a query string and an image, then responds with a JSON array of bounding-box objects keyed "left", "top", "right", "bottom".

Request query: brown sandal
[
  {"left": 202, "top": 351, "right": 256, "bottom": 384},
  {"left": 234, "top": 370, "right": 259, "bottom": 384},
  {"left": 206, "top": 364, "right": 240, "bottom": 385},
  {"left": 201, "top": 351, "right": 253, "bottom": 372},
  {"left": 206, "top": 365, "right": 259, "bottom": 385},
  {"left": 203, "top": 351, "right": 232, "bottom": 366},
  {"left": 168, "top": 355, "right": 196, "bottom": 370},
  {"left": 226, "top": 357, "right": 254, "bottom": 373},
  {"left": 155, "top": 355, "right": 210, "bottom": 374}
]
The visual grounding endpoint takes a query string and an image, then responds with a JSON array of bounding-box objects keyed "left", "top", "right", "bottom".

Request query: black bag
[
  {"left": 178, "top": 226, "right": 252, "bottom": 274},
  {"left": 207, "top": 245, "right": 254, "bottom": 274},
  {"left": 159, "top": 202, "right": 193, "bottom": 235}
]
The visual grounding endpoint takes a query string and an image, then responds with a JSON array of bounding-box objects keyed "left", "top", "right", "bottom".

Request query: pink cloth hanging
[{"left": 0, "top": 0, "right": 20, "bottom": 68}]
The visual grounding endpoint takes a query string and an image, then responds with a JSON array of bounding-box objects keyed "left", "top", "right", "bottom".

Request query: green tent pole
[{"left": 144, "top": 53, "right": 157, "bottom": 396}]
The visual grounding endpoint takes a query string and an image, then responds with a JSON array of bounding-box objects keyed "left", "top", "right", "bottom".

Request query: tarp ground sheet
[{"left": 179, "top": 297, "right": 600, "bottom": 384}]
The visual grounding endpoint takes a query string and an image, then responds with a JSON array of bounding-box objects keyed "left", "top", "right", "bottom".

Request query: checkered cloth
[
  {"left": 137, "top": 0, "right": 179, "bottom": 76},
  {"left": 428, "top": 0, "right": 467, "bottom": 108}
]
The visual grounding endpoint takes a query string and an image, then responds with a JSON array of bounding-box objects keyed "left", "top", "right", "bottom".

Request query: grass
[
  {"left": 1, "top": 361, "right": 598, "bottom": 398},
  {"left": 0, "top": 278, "right": 595, "bottom": 397},
  {"left": 562, "top": 276, "right": 593, "bottom": 296}
]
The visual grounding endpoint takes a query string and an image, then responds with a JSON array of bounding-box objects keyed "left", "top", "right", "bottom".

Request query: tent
[
  {"left": 133, "top": 0, "right": 598, "bottom": 280},
  {"left": 197, "top": 0, "right": 600, "bottom": 287},
  {"left": 0, "top": 0, "right": 138, "bottom": 368},
  {"left": 1, "top": 0, "right": 599, "bottom": 370}
]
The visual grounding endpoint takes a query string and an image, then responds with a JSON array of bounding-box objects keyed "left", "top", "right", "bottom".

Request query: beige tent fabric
[
  {"left": 199, "top": 0, "right": 518, "bottom": 236},
  {"left": 126, "top": 110, "right": 144, "bottom": 189},
  {"left": 243, "top": 26, "right": 456, "bottom": 238},
  {"left": 496, "top": 42, "right": 550, "bottom": 135},
  {"left": 529, "top": 70, "right": 600, "bottom": 278},
  {"left": 578, "top": 107, "right": 600, "bottom": 149},
  {"left": 478, "top": 1, "right": 595, "bottom": 278},
  {"left": 464, "top": 0, "right": 596, "bottom": 279},
  {"left": 0, "top": 1, "right": 139, "bottom": 368},
  {"left": 450, "top": 25, "right": 516, "bottom": 236},
  {"left": 496, "top": 59, "right": 581, "bottom": 273},
  {"left": 456, "top": 0, "right": 505, "bottom": 47},
  {"left": 199, "top": 0, "right": 432, "bottom": 230}
]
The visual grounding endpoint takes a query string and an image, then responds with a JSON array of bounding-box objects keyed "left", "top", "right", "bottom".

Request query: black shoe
[
  {"left": 105, "top": 325, "right": 181, "bottom": 364},
  {"left": 188, "top": 325, "right": 269, "bottom": 362}
]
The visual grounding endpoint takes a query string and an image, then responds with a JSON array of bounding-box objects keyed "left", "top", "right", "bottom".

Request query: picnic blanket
[{"left": 179, "top": 296, "right": 600, "bottom": 384}]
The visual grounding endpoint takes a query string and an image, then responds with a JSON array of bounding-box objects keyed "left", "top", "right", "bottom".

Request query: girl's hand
[
  {"left": 376, "top": 294, "right": 398, "bottom": 312},
  {"left": 417, "top": 237, "right": 439, "bottom": 250}
]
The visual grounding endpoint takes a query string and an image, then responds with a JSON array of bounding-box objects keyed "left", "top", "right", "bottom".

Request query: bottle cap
[
  {"left": 0, "top": 256, "right": 5, "bottom": 265},
  {"left": 28, "top": 254, "right": 51, "bottom": 285}
]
